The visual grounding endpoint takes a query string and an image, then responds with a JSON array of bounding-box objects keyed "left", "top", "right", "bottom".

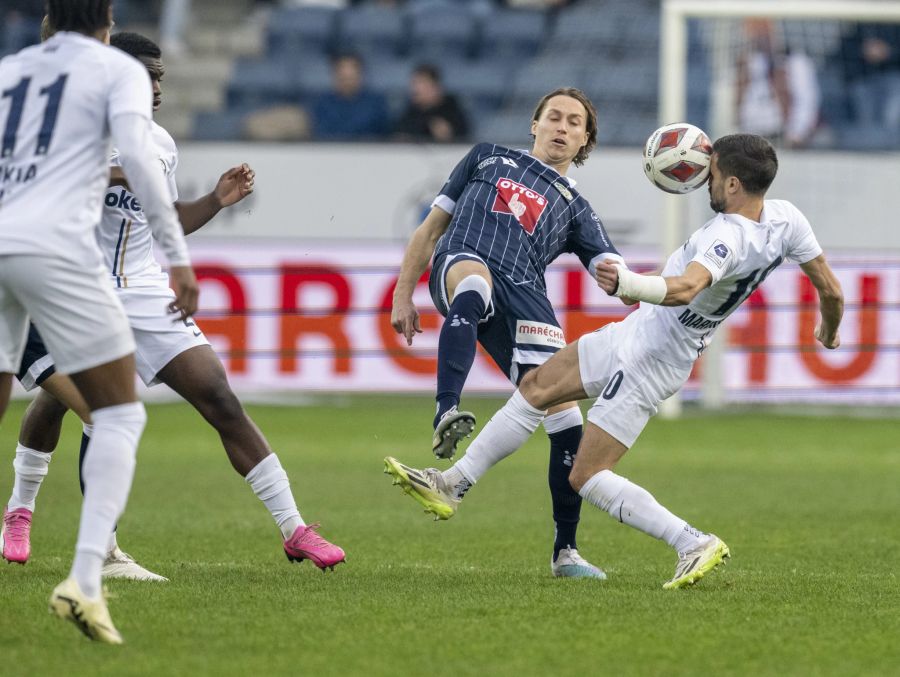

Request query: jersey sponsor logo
[
  {"left": 703, "top": 239, "right": 730, "bottom": 269},
  {"left": 105, "top": 187, "right": 142, "bottom": 213},
  {"left": 677, "top": 308, "right": 722, "bottom": 331},
  {"left": 515, "top": 320, "right": 566, "bottom": 349},
  {"left": 553, "top": 181, "right": 573, "bottom": 202},
  {"left": 477, "top": 156, "right": 498, "bottom": 170},
  {"left": 491, "top": 178, "right": 548, "bottom": 235}
]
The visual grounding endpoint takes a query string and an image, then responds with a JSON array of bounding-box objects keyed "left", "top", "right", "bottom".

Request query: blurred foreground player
[
  {"left": 1, "top": 32, "right": 345, "bottom": 580},
  {"left": 391, "top": 88, "right": 623, "bottom": 578},
  {"left": 0, "top": 0, "right": 198, "bottom": 643},
  {"left": 387, "top": 134, "right": 844, "bottom": 589}
]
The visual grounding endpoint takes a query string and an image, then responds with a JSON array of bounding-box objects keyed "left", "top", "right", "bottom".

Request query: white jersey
[
  {"left": 626, "top": 199, "right": 823, "bottom": 367},
  {"left": 100, "top": 121, "right": 178, "bottom": 288},
  {"left": 0, "top": 32, "right": 153, "bottom": 268}
]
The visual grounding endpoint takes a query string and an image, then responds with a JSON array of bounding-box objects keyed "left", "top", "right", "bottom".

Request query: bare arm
[
  {"left": 800, "top": 254, "right": 843, "bottom": 349},
  {"left": 110, "top": 164, "right": 255, "bottom": 236},
  {"left": 595, "top": 260, "right": 712, "bottom": 306},
  {"left": 177, "top": 163, "right": 255, "bottom": 235},
  {"left": 391, "top": 207, "right": 452, "bottom": 345}
]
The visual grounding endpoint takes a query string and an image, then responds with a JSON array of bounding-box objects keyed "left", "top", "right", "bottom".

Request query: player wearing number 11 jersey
[
  {"left": 387, "top": 133, "right": 844, "bottom": 589},
  {"left": 0, "top": 0, "right": 198, "bottom": 643}
]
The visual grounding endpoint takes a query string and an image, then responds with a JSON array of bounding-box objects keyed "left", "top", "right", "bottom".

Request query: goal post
[{"left": 657, "top": 0, "right": 900, "bottom": 416}]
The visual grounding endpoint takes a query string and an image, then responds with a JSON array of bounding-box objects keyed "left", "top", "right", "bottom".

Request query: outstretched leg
[{"left": 157, "top": 345, "right": 344, "bottom": 569}]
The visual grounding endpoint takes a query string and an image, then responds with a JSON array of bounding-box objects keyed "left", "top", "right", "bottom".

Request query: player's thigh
[
  {"left": 121, "top": 286, "right": 210, "bottom": 387},
  {"left": 518, "top": 341, "right": 588, "bottom": 409},
  {"left": 9, "top": 255, "right": 134, "bottom": 377},
  {"left": 0, "top": 373, "right": 12, "bottom": 421},
  {"left": 40, "top": 373, "right": 91, "bottom": 423},
  {"left": 0, "top": 264, "right": 30, "bottom": 376},
  {"left": 581, "top": 331, "right": 691, "bottom": 451},
  {"left": 69, "top": 353, "right": 138, "bottom": 410}
]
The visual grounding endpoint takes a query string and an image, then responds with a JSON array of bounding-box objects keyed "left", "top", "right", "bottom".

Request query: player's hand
[
  {"left": 168, "top": 265, "right": 199, "bottom": 322},
  {"left": 814, "top": 324, "right": 840, "bottom": 349},
  {"left": 214, "top": 163, "right": 255, "bottom": 208},
  {"left": 594, "top": 259, "right": 620, "bottom": 295},
  {"left": 391, "top": 299, "right": 422, "bottom": 346}
]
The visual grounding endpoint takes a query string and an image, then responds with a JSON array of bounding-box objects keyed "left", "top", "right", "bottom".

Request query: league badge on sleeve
[{"left": 704, "top": 240, "right": 731, "bottom": 269}]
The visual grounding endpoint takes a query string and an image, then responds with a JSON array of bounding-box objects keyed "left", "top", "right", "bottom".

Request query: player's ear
[{"left": 530, "top": 118, "right": 538, "bottom": 136}]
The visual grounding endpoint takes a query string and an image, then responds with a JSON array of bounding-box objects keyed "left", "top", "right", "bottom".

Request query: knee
[
  {"left": 568, "top": 468, "right": 590, "bottom": 494},
  {"left": 518, "top": 369, "right": 552, "bottom": 410},
  {"left": 194, "top": 381, "right": 244, "bottom": 424}
]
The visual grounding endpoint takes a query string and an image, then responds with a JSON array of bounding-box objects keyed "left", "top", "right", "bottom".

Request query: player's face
[
  {"left": 140, "top": 56, "right": 165, "bottom": 111},
  {"left": 530, "top": 95, "right": 589, "bottom": 169},
  {"left": 708, "top": 154, "right": 727, "bottom": 213}
]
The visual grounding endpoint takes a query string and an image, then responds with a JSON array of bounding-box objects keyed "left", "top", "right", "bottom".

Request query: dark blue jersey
[{"left": 432, "top": 143, "right": 620, "bottom": 294}]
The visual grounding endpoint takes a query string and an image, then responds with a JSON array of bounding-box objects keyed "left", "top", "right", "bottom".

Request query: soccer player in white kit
[
  {"left": 0, "top": 0, "right": 198, "bottom": 643},
  {"left": 386, "top": 134, "right": 844, "bottom": 589},
  {"left": 1, "top": 31, "right": 345, "bottom": 577}
]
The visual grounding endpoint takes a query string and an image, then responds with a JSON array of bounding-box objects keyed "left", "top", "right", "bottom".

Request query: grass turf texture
[{"left": 0, "top": 396, "right": 897, "bottom": 676}]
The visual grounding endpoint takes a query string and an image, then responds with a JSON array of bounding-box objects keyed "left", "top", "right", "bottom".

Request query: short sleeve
[
  {"left": 690, "top": 219, "right": 741, "bottom": 285},
  {"left": 785, "top": 204, "right": 822, "bottom": 264},
  {"left": 431, "top": 143, "right": 491, "bottom": 215},
  {"left": 106, "top": 53, "right": 153, "bottom": 122}
]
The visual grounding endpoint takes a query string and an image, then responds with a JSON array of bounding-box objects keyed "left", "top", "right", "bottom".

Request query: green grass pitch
[{"left": 0, "top": 396, "right": 897, "bottom": 676}]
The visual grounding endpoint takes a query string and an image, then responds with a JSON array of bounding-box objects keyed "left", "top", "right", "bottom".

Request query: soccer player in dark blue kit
[{"left": 390, "top": 88, "right": 624, "bottom": 578}]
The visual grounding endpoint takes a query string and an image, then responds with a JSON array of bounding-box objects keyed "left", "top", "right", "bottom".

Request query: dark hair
[
  {"left": 110, "top": 32, "right": 162, "bottom": 60},
  {"left": 413, "top": 64, "right": 441, "bottom": 84},
  {"left": 47, "top": 0, "right": 112, "bottom": 34},
  {"left": 531, "top": 87, "right": 598, "bottom": 167},
  {"left": 712, "top": 134, "right": 778, "bottom": 194}
]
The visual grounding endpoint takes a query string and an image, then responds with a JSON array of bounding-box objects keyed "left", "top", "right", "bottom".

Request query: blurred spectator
[
  {"left": 394, "top": 64, "right": 470, "bottom": 143},
  {"left": 312, "top": 53, "right": 390, "bottom": 140},
  {"left": 840, "top": 23, "right": 900, "bottom": 133},
  {"left": 504, "top": 0, "right": 574, "bottom": 8},
  {"left": 244, "top": 105, "right": 311, "bottom": 141},
  {"left": 3, "top": 1, "right": 43, "bottom": 54},
  {"left": 736, "top": 20, "right": 820, "bottom": 148}
]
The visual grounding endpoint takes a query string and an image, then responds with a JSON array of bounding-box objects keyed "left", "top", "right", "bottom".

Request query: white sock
[
  {"left": 70, "top": 403, "right": 145, "bottom": 599},
  {"left": 448, "top": 390, "right": 546, "bottom": 492},
  {"left": 8, "top": 444, "right": 52, "bottom": 512},
  {"left": 542, "top": 407, "right": 583, "bottom": 434},
  {"left": 245, "top": 453, "right": 304, "bottom": 539},
  {"left": 579, "top": 470, "right": 706, "bottom": 552}
]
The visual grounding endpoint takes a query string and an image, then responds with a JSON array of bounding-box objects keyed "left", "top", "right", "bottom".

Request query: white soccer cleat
[
  {"left": 663, "top": 534, "right": 730, "bottom": 589},
  {"left": 49, "top": 577, "right": 123, "bottom": 644},
  {"left": 551, "top": 547, "right": 607, "bottom": 580},
  {"left": 102, "top": 547, "right": 168, "bottom": 582},
  {"left": 432, "top": 407, "right": 476, "bottom": 460}
]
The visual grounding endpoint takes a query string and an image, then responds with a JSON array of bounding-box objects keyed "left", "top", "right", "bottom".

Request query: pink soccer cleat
[
  {"left": 283, "top": 523, "right": 345, "bottom": 571},
  {"left": 1, "top": 507, "right": 33, "bottom": 564}
]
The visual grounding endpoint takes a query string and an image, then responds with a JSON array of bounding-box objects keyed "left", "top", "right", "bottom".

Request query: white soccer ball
[{"left": 642, "top": 122, "right": 713, "bottom": 194}]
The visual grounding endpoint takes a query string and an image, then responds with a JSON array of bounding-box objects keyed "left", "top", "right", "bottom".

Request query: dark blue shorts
[
  {"left": 430, "top": 251, "right": 566, "bottom": 384},
  {"left": 16, "top": 324, "right": 55, "bottom": 391}
]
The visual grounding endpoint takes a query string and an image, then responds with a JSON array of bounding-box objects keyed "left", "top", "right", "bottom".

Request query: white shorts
[
  {"left": 0, "top": 255, "right": 134, "bottom": 375},
  {"left": 577, "top": 322, "right": 692, "bottom": 448},
  {"left": 117, "top": 285, "right": 210, "bottom": 386}
]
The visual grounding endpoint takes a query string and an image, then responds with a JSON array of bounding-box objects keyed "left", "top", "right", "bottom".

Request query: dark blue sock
[
  {"left": 434, "top": 290, "right": 485, "bottom": 428},
  {"left": 548, "top": 424, "right": 583, "bottom": 559},
  {"left": 78, "top": 432, "right": 89, "bottom": 495}
]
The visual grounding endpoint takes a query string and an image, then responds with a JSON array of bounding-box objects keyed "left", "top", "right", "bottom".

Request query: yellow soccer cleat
[
  {"left": 663, "top": 534, "right": 730, "bottom": 590},
  {"left": 383, "top": 456, "right": 459, "bottom": 520},
  {"left": 49, "top": 577, "right": 123, "bottom": 644}
]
